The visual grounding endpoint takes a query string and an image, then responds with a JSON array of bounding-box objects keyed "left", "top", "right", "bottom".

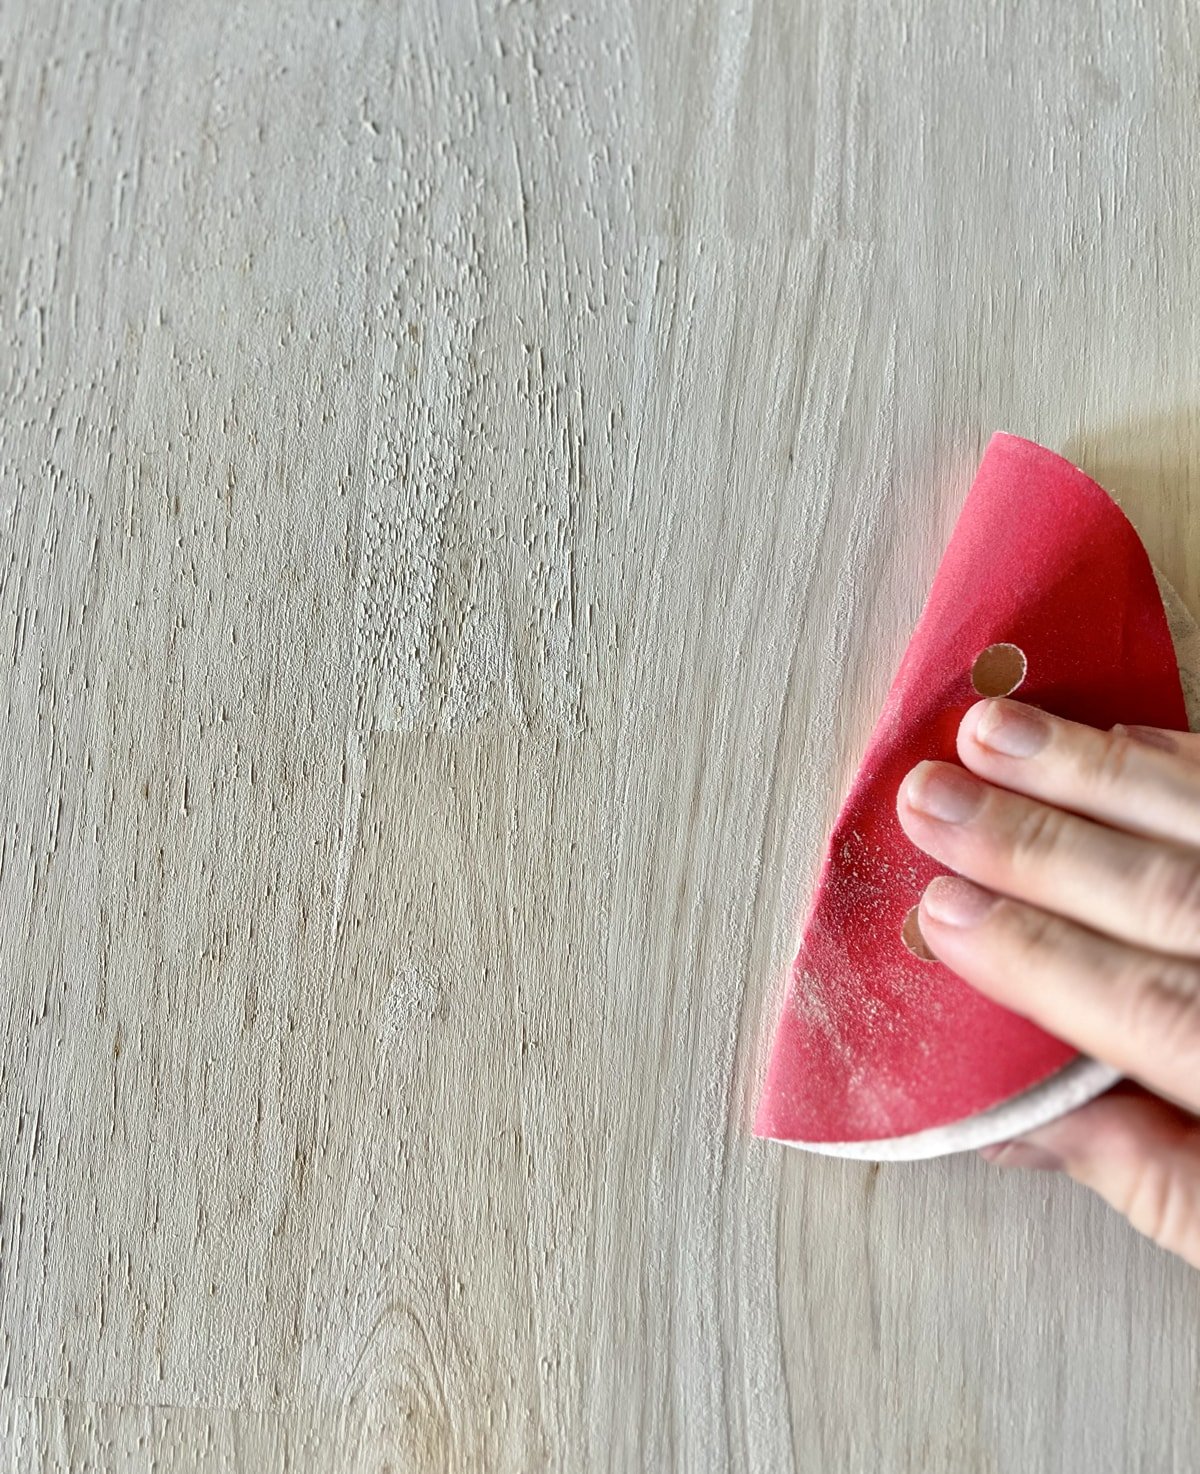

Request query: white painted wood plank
[{"left": 2, "top": 2, "right": 1199, "bottom": 1469}]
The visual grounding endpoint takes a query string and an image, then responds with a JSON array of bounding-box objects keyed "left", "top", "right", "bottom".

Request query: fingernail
[
  {"left": 903, "top": 763, "right": 985, "bottom": 824},
  {"left": 1113, "top": 722, "right": 1178, "bottom": 754},
  {"left": 979, "top": 1139, "right": 1062, "bottom": 1172},
  {"left": 922, "top": 875, "right": 998, "bottom": 927},
  {"left": 975, "top": 699, "right": 1049, "bottom": 758}
]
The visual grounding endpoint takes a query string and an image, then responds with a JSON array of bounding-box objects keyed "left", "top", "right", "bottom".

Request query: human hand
[{"left": 896, "top": 699, "right": 1200, "bottom": 1268}]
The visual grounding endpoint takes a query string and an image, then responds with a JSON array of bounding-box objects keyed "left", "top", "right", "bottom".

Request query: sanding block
[{"left": 756, "top": 433, "right": 1198, "bottom": 1160}]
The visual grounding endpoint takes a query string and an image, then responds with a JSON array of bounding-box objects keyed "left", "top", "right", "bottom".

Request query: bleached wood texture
[{"left": 3, "top": 2, "right": 1200, "bottom": 1469}]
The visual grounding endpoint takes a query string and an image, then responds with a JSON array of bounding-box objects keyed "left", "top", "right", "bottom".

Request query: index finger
[{"left": 957, "top": 700, "right": 1200, "bottom": 847}]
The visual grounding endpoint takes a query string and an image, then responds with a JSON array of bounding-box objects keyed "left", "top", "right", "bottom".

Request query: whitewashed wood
[{"left": 2, "top": 1, "right": 1200, "bottom": 1469}]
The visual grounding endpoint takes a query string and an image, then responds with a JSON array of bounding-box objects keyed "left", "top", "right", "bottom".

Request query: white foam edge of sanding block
[
  {"left": 775, "top": 568, "right": 1198, "bottom": 1162},
  {"left": 780, "top": 1057, "right": 1121, "bottom": 1162}
]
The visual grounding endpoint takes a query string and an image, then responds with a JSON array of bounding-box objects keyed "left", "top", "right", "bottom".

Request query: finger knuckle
[
  {"left": 1004, "top": 896, "right": 1062, "bottom": 961},
  {"left": 1007, "top": 801, "right": 1069, "bottom": 873},
  {"left": 1120, "top": 1157, "right": 1194, "bottom": 1255},
  {"left": 1120, "top": 961, "right": 1200, "bottom": 1080},
  {"left": 1139, "top": 852, "right": 1200, "bottom": 953},
  {"left": 1077, "top": 729, "right": 1137, "bottom": 794}
]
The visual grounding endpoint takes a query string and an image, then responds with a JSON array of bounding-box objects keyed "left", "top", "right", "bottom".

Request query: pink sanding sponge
[{"left": 756, "top": 433, "right": 1188, "bottom": 1158}]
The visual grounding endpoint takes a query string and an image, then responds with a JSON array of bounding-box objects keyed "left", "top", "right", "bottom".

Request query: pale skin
[{"left": 896, "top": 698, "right": 1200, "bottom": 1269}]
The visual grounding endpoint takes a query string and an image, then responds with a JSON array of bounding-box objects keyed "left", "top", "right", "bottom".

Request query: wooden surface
[{"left": 3, "top": 2, "right": 1200, "bottom": 1469}]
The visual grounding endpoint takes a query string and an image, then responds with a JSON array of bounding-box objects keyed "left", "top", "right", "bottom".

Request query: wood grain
[{"left": 3, "top": 1, "right": 1200, "bottom": 1469}]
